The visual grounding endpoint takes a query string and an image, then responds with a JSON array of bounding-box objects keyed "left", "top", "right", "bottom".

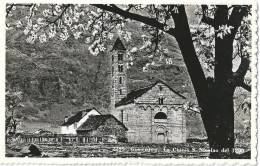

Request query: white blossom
[
  {"left": 124, "top": 31, "right": 132, "bottom": 42},
  {"left": 48, "top": 26, "right": 56, "bottom": 38},
  {"left": 73, "top": 31, "right": 82, "bottom": 39},
  {"left": 108, "top": 33, "right": 114, "bottom": 40},
  {"left": 143, "top": 66, "right": 148, "bottom": 72},
  {"left": 166, "top": 58, "right": 173, "bottom": 64},
  {"left": 39, "top": 33, "right": 47, "bottom": 43},
  {"left": 130, "top": 47, "right": 137, "bottom": 53},
  {"left": 37, "top": 18, "right": 45, "bottom": 25},
  {"left": 163, "top": 48, "right": 169, "bottom": 54},
  {"left": 26, "top": 33, "right": 37, "bottom": 44},
  {"left": 85, "top": 37, "right": 91, "bottom": 43},
  {"left": 33, "top": 24, "right": 40, "bottom": 31},
  {"left": 23, "top": 28, "right": 30, "bottom": 35},
  {"left": 16, "top": 21, "right": 22, "bottom": 28},
  {"left": 92, "top": 29, "right": 98, "bottom": 36},
  {"left": 42, "top": 9, "right": 51, "bottom": 17},
  {"left": 64, "top": 16, "right": 72, "bottom": 26},
  {"left": 55, "top": 5, "right": 62, "bottom": 13},
  {"left": 60, "top": 30, "right": 69, "bottom": 41}
]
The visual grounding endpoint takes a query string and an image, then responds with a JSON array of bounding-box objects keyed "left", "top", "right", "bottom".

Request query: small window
[
  {"left": 158, "top": 98, "right": 164, "bottom": 105},
  {"left": 118, "top": 65, "right": 123, "bottom": 72},
  {"left": 118, "top": 53, "right": 123, "bottom": 61},
  {"left": 112, "top": 55, "right": 114, "bottom": 63},
  {"left": 119, "top": 89, "right": 123, "bottom": 95},
  {"left": 159, "top": 86, "right": 163, "bottom": 91},
  {"left": 119, "top": 77, "right": 123, "bottom": 84}
]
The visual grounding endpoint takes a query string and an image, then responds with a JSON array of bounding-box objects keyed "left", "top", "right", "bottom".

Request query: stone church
[{"left": 110, "top": 37, "right": 187, "bottom": 144}]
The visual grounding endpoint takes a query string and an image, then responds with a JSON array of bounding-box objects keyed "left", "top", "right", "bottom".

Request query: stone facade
[{"left": 112, "top": 82, "right": 187, "bottom": 143}]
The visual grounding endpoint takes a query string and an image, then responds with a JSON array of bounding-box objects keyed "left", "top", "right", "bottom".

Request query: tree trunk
[
  {"left": 206, "top": 6, "right": 237, "bottom": 158},
  {"left": 207, "top": 83, "right": 235, "bottom": 158},
  {"left": 173, "top": 5, "right": 237, "bottom": 158}
]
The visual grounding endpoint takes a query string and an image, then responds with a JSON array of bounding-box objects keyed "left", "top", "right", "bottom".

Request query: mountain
[{"left": 6, "top": 10, "right": 249, "bottom": 140}]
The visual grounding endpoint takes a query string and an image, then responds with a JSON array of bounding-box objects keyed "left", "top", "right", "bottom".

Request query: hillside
[{"left": 6, "top": 17, "right": 250, "bottom": 140}]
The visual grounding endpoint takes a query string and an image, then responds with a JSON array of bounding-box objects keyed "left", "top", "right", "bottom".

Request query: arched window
[
  {"left": 119, "top": 77, "right": 123, "bottom": 84},
  {"left": 118, "top": 53, "right": 123, "bottom": 61},
  {"left": 154, "top": 112, "right": 167, "bottom": 119},
  {"left": 159, "top": 86, "right": 163, "bottom": 91},
  {"left": 158, "top": 98, "right": 164, "bottom": 105},
  {"left": 118, "top": 65, "right": 123, "bottom": 72}
]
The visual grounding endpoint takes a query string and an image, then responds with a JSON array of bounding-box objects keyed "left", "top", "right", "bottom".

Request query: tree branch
[
  {"left": 240, "top": 81, "right": 251, "bottom": 92},
  {"left": 6, "top": 3, "right": 35, "bottom": 17},
  {"left": 231, "top": 56, "right": 250, "bottom": 90},
  {"left": 46, "top": 4, "right": 70, "bottom": 24},
  {"left": 201, "top": 5, "right": 215, "bottom": 27},
  {"left": 235, "top": 56, "right": 250, "bottom": 79},
  {"left": 228, "top": 5, "right": 249, "bottom": 39},
  {"left": 91, "top": 4, "right": 176, "bottom": 36},
  {"left": 6, "top": 4, "right": 14, "bottom": 17}
]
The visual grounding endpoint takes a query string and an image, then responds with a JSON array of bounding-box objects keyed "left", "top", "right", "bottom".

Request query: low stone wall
[{"left": 7, "top": 134, "right": 119, "bottom": 144}]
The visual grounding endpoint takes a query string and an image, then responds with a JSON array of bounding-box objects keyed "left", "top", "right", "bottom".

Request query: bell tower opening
[{"left": 110, "top": 37, "right": 128, "bottom": 109}]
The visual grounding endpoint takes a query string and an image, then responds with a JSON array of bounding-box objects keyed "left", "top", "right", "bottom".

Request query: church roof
[
  {"left": 115, "top": 80, "right": 186, "bottom": 107},
  {"left": 61, "top": 108, "right": 99, "bottom": 126},
  {"left": 111, "top": 37, "right": 126, "bottom": 51},
  {"left": 76, "top": 114, "right": 128, "bottom": 131}
]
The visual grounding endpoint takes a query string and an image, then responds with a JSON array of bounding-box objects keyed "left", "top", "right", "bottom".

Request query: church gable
[
  {"left": 115, "top": 80, "right": 186, "bottom": 107},
  {"left": 134, "top": 81, "right": 186, "bottom": 105}
]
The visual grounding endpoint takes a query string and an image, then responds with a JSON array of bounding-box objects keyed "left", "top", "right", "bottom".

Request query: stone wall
[
  {"left": 114, "top": 82, "right": 187, "bottom": 143},
  {"left": 79, "top": 117, "right": 127, "bottom": 140}
]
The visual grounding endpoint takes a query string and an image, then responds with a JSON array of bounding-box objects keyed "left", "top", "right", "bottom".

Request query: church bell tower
[{"left": 110, "top": 37, "right": 128, "bottom": 109}]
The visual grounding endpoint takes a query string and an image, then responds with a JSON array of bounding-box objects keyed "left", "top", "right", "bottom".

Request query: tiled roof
[
  {"left": 112, "top": 37, "right": 126, "bottom": 51},
  {"left": 76, "top": 114, "right": 127, "bottom": 131},
  {"left": 115, "top": 80, "right": 186, "bottom": 107},
  {"left": 61, "top": 108, "right": 98, "bottom": 126}
]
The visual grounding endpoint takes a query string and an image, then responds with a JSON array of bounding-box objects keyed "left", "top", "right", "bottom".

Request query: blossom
[
  {"left": 48, "top": 26, "right": 56, "bottom": 38},
  {"left": 166, "top": 58, "right": 173, "bottom": 64},
  {"left": 23, "top": 28, "right": 30, "bottom": 35},
  {"left": 42, "top": 9, "right": 51, "bottom": 17},
  {"left": 130, "top": 47, "right": 137, "bottom": 53},
  {"left": 85, "top": 37, "right": 91, "bottom": 44},
  {"left": 37, "top": 18, "right": 45, "bottom": 25},
  {"left": 64, "top": 16, "right": 72, "bottom": 26},
  {"left": 92, "top": 29, "right": 98, "bottom": 36},
  {"left": 16, "top": 21, "right": 22, "bottom": 28},
  {"left": 55, "top": 5, "right": 62, "bottom": 13},
  {"left": 60, "top": 30, "right": 69, "bottom": 41},
  {"left": 26, "top": 33, "right": 37, "bottom": 44},
  {"left": 39, "top": 33, "right": 47, "bottom": 43},
  {"left": 33, "top": 24, "right": 40, "bottom": 31},
  {"left": 73, "top": 31, "right": 82, "bottom": 39},
  {"left": 108, "top": 33, "right": 114, "bottom": 40},
  {"left": 124, "top": 31, "right": 132, "bottom": 42},
  {"left": 143, "top": 66, "right": 148, "bottom": 72}
]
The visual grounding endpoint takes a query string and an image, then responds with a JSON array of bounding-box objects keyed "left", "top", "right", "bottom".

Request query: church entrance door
[{"left": 157, "top": 133, "right": 165, "bottom": 143}]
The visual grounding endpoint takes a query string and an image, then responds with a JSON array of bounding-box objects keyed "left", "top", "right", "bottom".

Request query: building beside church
[
  {"left": 60, "top": 107, "right": 128, "bottom": 142},
  {"left": 76, "top": 114, "right": 128, "bottom": 142},
  {"left": 110, "top": 37, "right": 187, "bottom": 143},
  {"left": 60, "top": 108, "right": 101, "bottom": 135}
]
